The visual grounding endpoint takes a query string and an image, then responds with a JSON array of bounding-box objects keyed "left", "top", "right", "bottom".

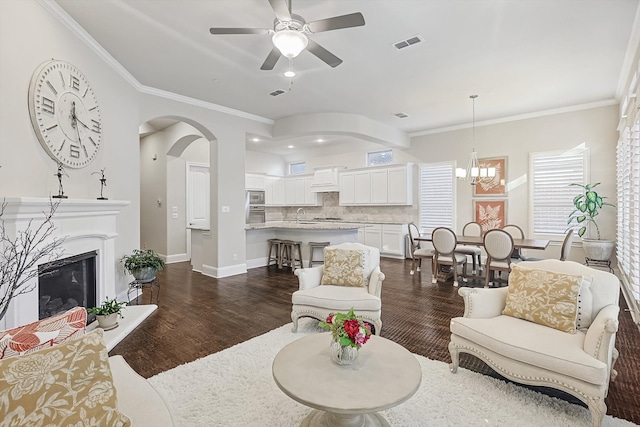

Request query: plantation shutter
[
  {"left": 617, "top": 77, "right": 640, "bottom": 305},
  {"left": 419, "top": 162, "right": 455, "bottom": 231},
  {"left": 530, "top": 150, "right": 587, "bottom": 235}
]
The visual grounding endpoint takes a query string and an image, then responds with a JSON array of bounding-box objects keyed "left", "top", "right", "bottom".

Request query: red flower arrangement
[{"left": 319, "top": 307, "right": 372, "bottom": 348}]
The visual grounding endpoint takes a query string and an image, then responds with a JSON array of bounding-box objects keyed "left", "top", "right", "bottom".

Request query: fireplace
[
  {"left": 0, "top": 198, "right": 130, "bottom": 331},
  {"left": 38, "top": 251, "right": 97, "bottom": 322}
]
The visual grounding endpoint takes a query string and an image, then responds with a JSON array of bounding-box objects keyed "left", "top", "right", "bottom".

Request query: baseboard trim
[
  {"left": 202, "top": 263, "right": 248, "bottom": 278},
  {"left": 165, "top": 253, "right": 189, "bottom": 264}
]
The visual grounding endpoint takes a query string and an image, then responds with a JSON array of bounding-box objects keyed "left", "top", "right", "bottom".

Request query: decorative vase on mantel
[{"left": 330, "top": 340, "right": 359, "bottom": 365}]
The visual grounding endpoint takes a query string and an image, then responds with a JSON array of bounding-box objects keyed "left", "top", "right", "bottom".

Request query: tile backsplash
[{"left": 266, "top": 192, "right": 417, "bottom": 223}]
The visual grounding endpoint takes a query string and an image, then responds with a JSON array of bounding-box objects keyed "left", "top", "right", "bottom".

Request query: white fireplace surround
[{"left": 1, "top": 197, "right": 130, "bottom": 331}]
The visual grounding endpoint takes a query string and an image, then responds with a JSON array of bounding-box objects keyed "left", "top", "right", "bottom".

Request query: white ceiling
[{"left": 56, "top": 0, "right": 639, "bottom": 156}]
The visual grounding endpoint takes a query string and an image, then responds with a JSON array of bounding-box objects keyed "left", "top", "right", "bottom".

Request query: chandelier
[{"left": 455, "top": 95, "right": 496, "bottom": 185}]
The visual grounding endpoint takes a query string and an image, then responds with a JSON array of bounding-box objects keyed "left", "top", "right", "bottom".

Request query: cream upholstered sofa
[
  {"left": 292, "top": 242, "right": 386, "bottom": 334},
  {"left": 0, "top": 308, "right": 175, "bottom": 426},
  {"left": 449, "top": 259, "right": 620, "bottom": 427}
]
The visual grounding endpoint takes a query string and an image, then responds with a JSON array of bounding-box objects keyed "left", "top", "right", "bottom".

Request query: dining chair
[
  {"left": 432, "top": 227, "right": 467, "bottom": 287},
  {"left": 501, "top": 224, "right": 526, "bottom": 261},
  {"left": 483, "top": 229, "right": 517, "bottom": 288},
  {"left": 407, "top": 223, "right": 435, "bottom": 280},
  {"left": 454, "top": 222, "right": 483, "bottom": 274},
  {"left": 560, "top": 229, "right": 575, "bottom": 261}
]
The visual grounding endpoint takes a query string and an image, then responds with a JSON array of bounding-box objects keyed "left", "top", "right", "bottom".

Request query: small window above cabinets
[{"left": 338, "top": 163, "right": 414, "bottom": 206}]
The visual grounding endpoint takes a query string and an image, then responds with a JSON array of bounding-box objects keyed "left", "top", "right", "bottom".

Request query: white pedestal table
[{"left": 272, "top": 333, "right": 422, "bottom": 427}]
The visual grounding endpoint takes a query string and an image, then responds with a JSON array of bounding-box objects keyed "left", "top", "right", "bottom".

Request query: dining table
[
  {"left": 414, "top": 233, "right": 550, "bottom": 282},
  {"left": 415, "top": 234, "right": 550, "bottom": 250}
]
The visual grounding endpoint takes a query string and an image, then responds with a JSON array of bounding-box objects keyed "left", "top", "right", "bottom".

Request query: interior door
[{"left": 186, "top": 162, "right": 210, "bottom": 229}]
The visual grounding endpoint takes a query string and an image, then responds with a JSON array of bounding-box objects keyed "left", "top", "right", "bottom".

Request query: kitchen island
[{"left": 245, "top": 221, "right": 369, "bottom": 269}]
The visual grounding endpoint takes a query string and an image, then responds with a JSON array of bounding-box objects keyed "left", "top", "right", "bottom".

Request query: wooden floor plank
[{"left": 111, "top": 259, "right": 640, "bottom": 424}]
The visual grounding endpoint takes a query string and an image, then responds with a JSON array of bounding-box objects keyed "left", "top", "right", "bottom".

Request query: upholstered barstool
[
  {"left": 267, "top": 238, "right": 283, "bottom": 268},
  {"left": 280, "top": 240, "right": 303, "bottom": 272},
  {"left": 308, "top": 241, "right": 330, "bottom": 268}
]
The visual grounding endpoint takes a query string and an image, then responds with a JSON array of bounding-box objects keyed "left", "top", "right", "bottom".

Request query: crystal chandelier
[{"left": 455, "top": 95, "right": 496, "bottom": 185}]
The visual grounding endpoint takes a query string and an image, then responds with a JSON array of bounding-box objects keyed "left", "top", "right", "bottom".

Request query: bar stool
[
  {"left": 308, "top": 241, "right": 330, "bottom": 268},
  {"left": 267, "top": 238, "right": 282, "bottom": 268},
  {"left": 280, "top": 240, "right": 303, "bottom": 272}
]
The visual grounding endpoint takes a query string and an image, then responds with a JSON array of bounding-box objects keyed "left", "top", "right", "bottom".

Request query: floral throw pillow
[
  {"left": 502, "top": 265, "right": 583, "bottom": 333},
  {"left": 0, "top": 329, "right": 131, "bottom": 426},
  {"left": 0, "top": 306, "right": 87, "bottom": 360},
  {"left": 321, "top": 248, "right": 366, "bottom": 287}
]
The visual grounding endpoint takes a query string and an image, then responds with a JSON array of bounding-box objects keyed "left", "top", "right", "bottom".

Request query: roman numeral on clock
[
  {"left": 91, "top": 119, "right": 101, "bottom": 133},
  {"left": 42, "top": 97, "right": 55, "bottom": 115},
  {"left": 70, "top": 144, "right": 80, "bottom": 158},
  {"left": 70, "top": 75, "right": 80, "bottom": 91}
]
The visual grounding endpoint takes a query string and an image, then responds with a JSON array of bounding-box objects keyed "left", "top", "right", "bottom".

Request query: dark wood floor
[{"left": 111, "top": 258, "right": 640, "bottom": 424}]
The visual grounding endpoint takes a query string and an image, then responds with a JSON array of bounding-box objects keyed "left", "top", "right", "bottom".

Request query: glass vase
[{"left": 329, "top": 339, "right": 359, "bottom": 365}]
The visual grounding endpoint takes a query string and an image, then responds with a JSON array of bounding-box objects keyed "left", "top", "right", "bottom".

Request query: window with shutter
[
  {"left": 616, "top": 68, "right": 640, "bottom": 311},
  {"left": 529, "top": 148, "right": 588, "bottom": 237},
  {"left": 419, "top": 162, "right": 455, "bottom": 231}
]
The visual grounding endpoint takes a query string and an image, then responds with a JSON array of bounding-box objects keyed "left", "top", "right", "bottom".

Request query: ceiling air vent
[
  {"left": 394, "top": 112, "right": 409, "bottom": 118},
  {"left": 268, "top": 89, "right": 286, "bottom": 96},
  {"left": 392, "top": 35, "right": 424, "bottom": 50}
]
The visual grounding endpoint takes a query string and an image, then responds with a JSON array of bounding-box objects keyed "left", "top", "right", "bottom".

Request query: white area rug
[{"left": 148, "top": 319, "right": 636, "bottom": 427}]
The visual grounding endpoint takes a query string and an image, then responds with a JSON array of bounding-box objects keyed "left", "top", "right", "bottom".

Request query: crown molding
[
  {"left": 409, "top": 99, "right": 618, "bottom": 137},
  {"left": 615, "top": 1, "right": 640, "bottom": 100},
  {"left": 39, "top": 0, "right": 273, "bottom": 125}
]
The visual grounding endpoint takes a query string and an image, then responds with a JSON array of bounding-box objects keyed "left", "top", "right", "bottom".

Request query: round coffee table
[{"left": 272, "top": 333, "right": 422, "bottom": 427}]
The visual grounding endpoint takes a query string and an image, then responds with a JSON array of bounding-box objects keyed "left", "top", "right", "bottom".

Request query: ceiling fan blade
[
  {"left": 307, "top": 12, "right": 365, "bottom": 33},
  {"left": 268, "top": 0, "right": 292, "bottom": 22},
  {"left": 210, "top": 27, "right": 270, "bottom": 35},
  {"left": 260, "top": 47, "right": 282, "bottom": 70},
  {"left": 306, "top": 39, "right": 342, "bottom": 68}
]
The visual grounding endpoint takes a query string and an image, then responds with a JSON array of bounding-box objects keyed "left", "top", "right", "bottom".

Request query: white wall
[
  {"left": 245, "top": 150, "right": 286, "bottom": 176},
  {"left": 0, "top": 0, "right": 140, "bottom": 297}
]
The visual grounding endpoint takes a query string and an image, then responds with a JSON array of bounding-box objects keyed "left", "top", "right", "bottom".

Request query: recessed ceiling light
[
  {"left": 316, "top": 138, "right": 324, "bottom": 143},
  {"left": 251, "top": 137, "right": 260, "bottom": 142},
  {"left": 288, "top": 145, "right": 294, "bottom": 149},
  {"left": 284, "top": 70, "right": 296, "bottom": 78}
]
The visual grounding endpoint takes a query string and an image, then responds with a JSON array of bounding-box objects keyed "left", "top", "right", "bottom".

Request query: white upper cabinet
[
  {"left": 245, "top": 173, "right": 265, "bottom": 190},
  {"left": 339, "top": 163, "right": 414, "bottom": 206},
  {"left": 263, "top": 174, "right": 320, "bottom": 207}
]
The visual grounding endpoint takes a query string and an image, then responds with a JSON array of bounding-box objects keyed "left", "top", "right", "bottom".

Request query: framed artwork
[
  {"left": 473, "top": 157, "right": 507, "bottom": 196},
  {"left": 474, "top": 199, "right": 507, "bottom": 232}
]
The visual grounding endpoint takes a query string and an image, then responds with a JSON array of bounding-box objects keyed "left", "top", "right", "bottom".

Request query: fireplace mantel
[{"left": 1, "top": 197, "right": 131, "bottom": 330}]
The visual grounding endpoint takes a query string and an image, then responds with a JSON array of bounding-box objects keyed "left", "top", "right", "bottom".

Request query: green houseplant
[
  {"left": 88, "top": 297, "right": 127, "bottom": 330},
  {"left": 567, "top": 182, "right": 615, "bottom": 261},
  {"left": 121, "top": 249, "right": 165, "bottom": 281}
]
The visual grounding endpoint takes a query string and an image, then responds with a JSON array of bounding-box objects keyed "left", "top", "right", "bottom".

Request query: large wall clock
[{"left": 28, "top": 60, "right": 102, "bottom": 168}]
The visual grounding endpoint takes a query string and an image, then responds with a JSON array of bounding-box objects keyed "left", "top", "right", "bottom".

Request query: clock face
[{"left": 28, "top": 60, "right": 102, "bottom": 168}]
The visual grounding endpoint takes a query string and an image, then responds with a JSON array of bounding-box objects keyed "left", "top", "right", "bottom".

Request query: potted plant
[
  {"left": 121, "top": 249, "right": 165, "bottom": 281},
  {"left": 88, "top": 297, "right": 127, "bottom": 330},
  {"left": 567, "top": 182, "right": 616, "bottom": 261}
]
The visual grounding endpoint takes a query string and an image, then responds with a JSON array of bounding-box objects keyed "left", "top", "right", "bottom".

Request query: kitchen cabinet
[
  {"left": 264, "top": 175, "right": 320, "bottom": 207},
  {"left": 339, "top": 163, "right": 414, "bottom": 206},
  {"left": 354, "top": 171, "right": 371, "bottom": 204},
  {"left": 358, "top": 223, "right": 408, "bottom": 259},
  {"left": 339, "top": 172, "right": 355, "bottom": 204},
  {"left": 245, "top": 173, "right": 265, "bottom": 190},
  {"left": 370, "top": 169, "right": 388, "bottom": 204}
]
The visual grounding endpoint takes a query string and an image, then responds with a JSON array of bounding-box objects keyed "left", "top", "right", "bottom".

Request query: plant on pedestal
[
  {"left": 121, "top": 249, "right": 165, "bottom": 281},
  {"left": 567, "top": 182, "right": 616, "bottom": 261}
]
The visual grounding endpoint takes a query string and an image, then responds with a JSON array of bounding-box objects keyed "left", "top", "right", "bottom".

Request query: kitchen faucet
[{"left": 296, "top": 208, "right": 306, "bottom": 223}]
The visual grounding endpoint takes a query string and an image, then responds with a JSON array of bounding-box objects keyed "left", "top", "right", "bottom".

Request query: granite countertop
[{"left": 246, "top": 221, "right": 371, "bottom": 230}]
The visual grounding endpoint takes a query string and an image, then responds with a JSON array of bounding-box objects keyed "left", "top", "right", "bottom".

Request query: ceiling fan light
[
  {"left": 272, "top": 30, "right": 308, "bottom": 59},
  {"left": 284, "top": 69, "right": 296, "bottom": 78}
]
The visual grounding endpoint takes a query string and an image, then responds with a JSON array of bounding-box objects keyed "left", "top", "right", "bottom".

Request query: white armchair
[
  {"left": 292, "top": 242, "right": 386, "bottom": 334},
  {"left": 449, "top": 259, "right": 620, "bottom": 427}
]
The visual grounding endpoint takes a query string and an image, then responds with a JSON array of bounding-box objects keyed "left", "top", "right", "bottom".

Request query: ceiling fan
[{"left": 209, "top": 0, "right": 365, "bottom": 70}]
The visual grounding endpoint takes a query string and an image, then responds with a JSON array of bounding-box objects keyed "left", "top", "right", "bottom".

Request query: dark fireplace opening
[{"left": 38, "top": 251, "right": 97, "bottom": 324}]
